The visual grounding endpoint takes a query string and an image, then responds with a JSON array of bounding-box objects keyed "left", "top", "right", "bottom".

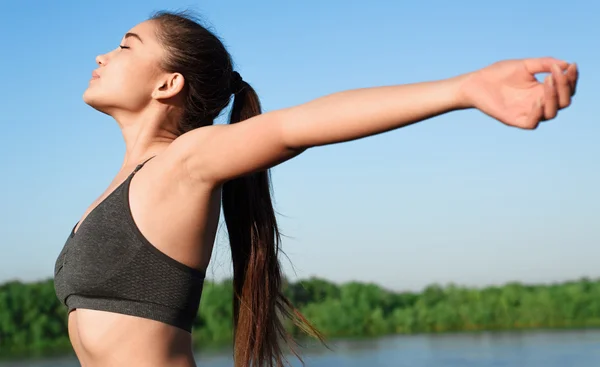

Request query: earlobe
[{"left": 153, "top": 73, "right": 185, "bottom": 100}]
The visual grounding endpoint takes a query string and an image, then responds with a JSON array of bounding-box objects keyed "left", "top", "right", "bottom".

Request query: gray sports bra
[{"left": 53, "top": 157, "right": 205, "bottom": 332}]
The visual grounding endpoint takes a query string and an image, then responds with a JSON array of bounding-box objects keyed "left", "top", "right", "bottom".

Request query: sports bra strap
[{"left": 133, "top": 155, "right": 156, "bottom": 173}]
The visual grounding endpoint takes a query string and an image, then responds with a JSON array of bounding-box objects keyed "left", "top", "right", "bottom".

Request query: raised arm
[{"left": 172, "top": 57, "right": 578, "bottom": 184}]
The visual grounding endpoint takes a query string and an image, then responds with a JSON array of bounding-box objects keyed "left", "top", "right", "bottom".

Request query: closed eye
[{"left": 119, "top": 45, "right": 130, "bottom": 49}]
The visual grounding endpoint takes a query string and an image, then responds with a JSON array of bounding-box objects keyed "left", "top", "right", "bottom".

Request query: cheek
[{"left": 83, "top": 61, "right": 154, "bottom": 110}]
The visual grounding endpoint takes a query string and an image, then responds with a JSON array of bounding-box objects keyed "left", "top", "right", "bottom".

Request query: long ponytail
[{"left": 223, "top": 81, "right": 323, "bottom": 366}]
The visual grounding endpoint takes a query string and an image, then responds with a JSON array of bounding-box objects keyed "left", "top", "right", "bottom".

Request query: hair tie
[{"left": 231, "top": 71, "right": 244, "bottom": 95}]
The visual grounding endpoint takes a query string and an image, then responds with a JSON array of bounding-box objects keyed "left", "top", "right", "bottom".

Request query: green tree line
[{"left": 1, "top": 277, "right": 600, "bottom": 357}]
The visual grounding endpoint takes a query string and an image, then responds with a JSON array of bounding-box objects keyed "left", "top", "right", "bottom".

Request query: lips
[{"left": 91, "top": 71, "right": 100, "bottom": 80}]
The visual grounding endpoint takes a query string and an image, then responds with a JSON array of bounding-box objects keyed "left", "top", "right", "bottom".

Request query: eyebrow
[{"left": 124, "top": 32, "right": 143, "bottom": 44}]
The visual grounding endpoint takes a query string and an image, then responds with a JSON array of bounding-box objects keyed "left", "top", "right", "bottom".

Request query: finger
[
  {"left": 524, "top": 97, "right": 544, "bottom": 129},
  {"left": 551, "top": 63, "right": 571, "bottom": 108},
  {"left": 543, "top": 75, "right": 559, "bottom": 120},
  {"left": 566, "top": 63, "right": 579, "bottom": 96},
  {"left": 524, "top": 57, "right": 569, "bottom": 74}
]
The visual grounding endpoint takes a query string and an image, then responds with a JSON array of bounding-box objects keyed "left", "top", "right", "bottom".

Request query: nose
[{"left": 96, "top": 53, "right": 107, "bottom": 66}]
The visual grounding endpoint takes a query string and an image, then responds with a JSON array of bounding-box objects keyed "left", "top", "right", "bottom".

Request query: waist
[{"left": 69, "top": 308, "right": 196, "bottom": 366}]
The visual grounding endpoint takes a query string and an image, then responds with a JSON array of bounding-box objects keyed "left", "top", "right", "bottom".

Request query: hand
[{"left": 460, "top": 57, "right": 579, "bottom": 129}]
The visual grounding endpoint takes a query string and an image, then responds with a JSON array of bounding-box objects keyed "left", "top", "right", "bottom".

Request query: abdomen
[{"left": 68, "top": 309, "right": 197, "bottom": 367}]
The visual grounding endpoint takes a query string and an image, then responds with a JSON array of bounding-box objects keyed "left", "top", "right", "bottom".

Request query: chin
[
  {"left": 83, "top": 88, "right": 112, "bottom": 115},
  {"left": 82, "top": 85, "right": 98, "bottom": 106}
]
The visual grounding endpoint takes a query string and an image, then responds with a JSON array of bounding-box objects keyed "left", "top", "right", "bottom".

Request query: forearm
[{"left": 281, "top": 74, "right": 470, "bottom": 149}]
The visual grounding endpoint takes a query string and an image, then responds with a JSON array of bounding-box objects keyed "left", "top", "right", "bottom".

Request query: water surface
[{"left": 3, "top": 329, "right": 600, "bottom": 366}]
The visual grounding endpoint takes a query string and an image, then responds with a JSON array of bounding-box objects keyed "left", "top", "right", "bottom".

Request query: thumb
[{"left": 520, "top": 97, "right": 544, "bottom": 129}]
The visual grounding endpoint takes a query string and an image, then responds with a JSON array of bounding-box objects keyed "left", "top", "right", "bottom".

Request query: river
[{"left": 2, "top": 329, "right": 600, "bottom": 366}]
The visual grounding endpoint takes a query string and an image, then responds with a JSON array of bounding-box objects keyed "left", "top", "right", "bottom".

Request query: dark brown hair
[{"left": 150, "top": 10, "right": 323, "bottom": 366}]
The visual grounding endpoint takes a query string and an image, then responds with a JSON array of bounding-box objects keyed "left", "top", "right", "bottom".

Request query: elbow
[{"left": 278, "top": 108, "right": 309, "bottom": 153}]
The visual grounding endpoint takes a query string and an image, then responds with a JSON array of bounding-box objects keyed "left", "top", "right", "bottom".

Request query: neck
[{"left": 112, "top": 107, "right": 180, "bottom": 170}]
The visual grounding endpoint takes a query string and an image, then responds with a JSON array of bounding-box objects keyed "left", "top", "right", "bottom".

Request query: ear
[{"left": 152, "top": 72, "right": 185, "bottom": 100}]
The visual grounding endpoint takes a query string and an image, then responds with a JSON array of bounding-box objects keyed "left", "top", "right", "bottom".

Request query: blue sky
[{"left": 0, "top": 1, "right": 597, "bottom": 291}]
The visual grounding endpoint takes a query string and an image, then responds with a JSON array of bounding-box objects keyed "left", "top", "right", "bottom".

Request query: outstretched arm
[{"left": 173, "top": 57, "right": 578, "bottom": 184}]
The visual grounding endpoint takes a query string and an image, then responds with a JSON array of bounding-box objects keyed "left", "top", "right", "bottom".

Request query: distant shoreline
[{"left": 1, "top": 276, "right": 599, "bottom": 360}]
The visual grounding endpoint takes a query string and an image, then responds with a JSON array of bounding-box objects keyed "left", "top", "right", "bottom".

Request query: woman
[{"left": 53, "top": 10, "right": 577, "bottom": 367}]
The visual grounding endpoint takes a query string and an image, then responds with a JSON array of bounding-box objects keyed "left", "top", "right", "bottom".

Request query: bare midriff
[{"left": 68, "top": 309, "right": 197, "bottom": 367}]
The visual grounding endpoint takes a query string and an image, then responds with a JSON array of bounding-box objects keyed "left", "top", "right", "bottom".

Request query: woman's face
[{"left": 83, "top": 20, "right": 168, "bottom": 116}]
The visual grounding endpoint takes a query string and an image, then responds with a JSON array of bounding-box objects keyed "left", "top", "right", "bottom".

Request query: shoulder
[
  {"left": 163, "top": 124, "right": 234, "bottom": 185},
  {"left": 128, "top": 138, "right": 218, "bottom": 219},
  {"left": 154, "top": 126, "right": 225, "bottom": 187}
]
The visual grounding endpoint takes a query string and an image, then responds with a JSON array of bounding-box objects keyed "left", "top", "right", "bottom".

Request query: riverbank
[{"left": 1, "top": 276, "right": 599, "bottom": 359}]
